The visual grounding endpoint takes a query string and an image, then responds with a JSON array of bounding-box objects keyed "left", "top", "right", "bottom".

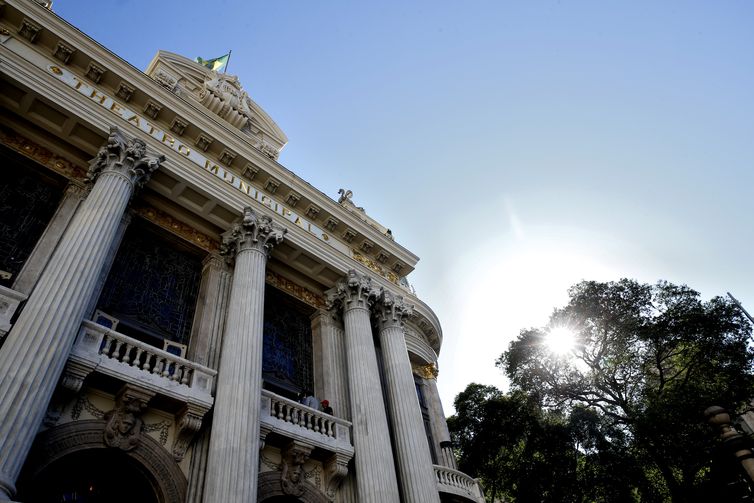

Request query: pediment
[{"left": 144, "top": 50, "right": 287, "bottom": 158}]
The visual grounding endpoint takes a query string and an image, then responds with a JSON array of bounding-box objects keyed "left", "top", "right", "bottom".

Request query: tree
[{"left": 499, "top": 279, "right": 754, "bottom": 502}]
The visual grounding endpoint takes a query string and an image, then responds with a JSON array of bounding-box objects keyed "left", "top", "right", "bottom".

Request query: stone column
[
  {"left": 374, "top": 290, "right": 440, "bottom": 503},
  {"left": 186, "top": 254, "right": 231, "bottom": 503},
  {"left": 311, "top": 310, "right": 350, "bottom": 420},
  {"left": 188, "top": 254, "right": 232, "bottom": 370},
  {"left": 0, "top": 126, "right": 164, "bottom": 499},
  {"left": 422, "top": 373, "right": 457, "bottom": 470},
  {"left": 203, "top": 207, "right": 286, "bottom": 503},
  {"left": 326, "top": 270, "right": 400, "bottom": 503},
  {"left": 12, "top": 182, "right": 86, "bottom": 295}
]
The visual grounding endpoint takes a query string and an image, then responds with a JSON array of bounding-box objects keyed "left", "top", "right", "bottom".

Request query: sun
[{"left": 544, "top": 326, "right": 577, "bottom": 356}]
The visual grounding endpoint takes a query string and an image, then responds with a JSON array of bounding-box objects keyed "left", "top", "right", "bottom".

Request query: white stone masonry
[
  {"left": 203, "top": 207, "right": 285, "bottom": 503},
  {"left": 0, "top": 126, "right": 163, "bottom": 499},
  {"left": 375, "top": 291, "right": 441, "bottom": 503},
  {"left": 327, "top": 270, "right": 400, "bottom": 503}
]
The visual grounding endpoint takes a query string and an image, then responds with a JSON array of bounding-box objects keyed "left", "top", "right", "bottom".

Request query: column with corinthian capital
[
  {"left": 203, "top": 207, "right": 286, "bottom": 503},
  {"left": 374, "top": 290, "right": 441, "bottom": 503},
  {"left": 0, "top": 126, "right": 164, "bottom": 500},
  {"left": 326, "top": 270, "right": 400, "bottom": 503}
]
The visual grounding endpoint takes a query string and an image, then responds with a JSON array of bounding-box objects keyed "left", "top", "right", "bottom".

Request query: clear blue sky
[{"left": 55, "top": 0, "right": 754, "bottom": 413}]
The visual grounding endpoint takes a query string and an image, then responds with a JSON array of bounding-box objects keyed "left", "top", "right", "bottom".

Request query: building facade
[{"left": 0, "top": 1, "right": 484, "bottom": 502}]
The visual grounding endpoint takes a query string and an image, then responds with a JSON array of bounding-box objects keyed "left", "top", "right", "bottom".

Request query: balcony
[
  {"left": 260, "top": 389, "right": 354, "bottom": 457},
  {"left": 66, "top": 320, "right": 216, "bottom": 410},
  {"left": 434, "top": 465, "right": 486, "bottom": 503}
]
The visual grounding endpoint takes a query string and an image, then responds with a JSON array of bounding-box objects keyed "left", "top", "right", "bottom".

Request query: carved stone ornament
[
  {"left": 373, "top": 289, "right": 413, "bottom": 330},
  {"left": 326, "top": 269, "right": 376, "bottom": 311},
  {"left": 324, "top": 452, "right": 349, "bottom": 502},
  {"left": 103, "top": 386, "right": 154, "bottom": 451},
  {"left": 18, "top": 18, "right": 42, "bottom": 43},
  {"left": 199, "top": 71, "right": 272, "bottom": 142},
  {"left": 220, "top": 206, "right": 287, "bottom": 262},
  {"left": 280, "top": 441, "right": 313, "bottom": 497},
  {"left": 172, "top": 405, "right": 204, "bottom": 461},
  {"left": 87, "top": 126, "right": 165, "bottom": 191}
]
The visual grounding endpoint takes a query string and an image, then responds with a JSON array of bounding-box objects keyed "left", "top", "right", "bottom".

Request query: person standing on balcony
[{"left": 321, "top": 400, "right": 333, "bottom": 415}]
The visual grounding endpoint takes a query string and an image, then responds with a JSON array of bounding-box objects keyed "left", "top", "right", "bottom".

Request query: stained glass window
[
  {"left": 97, "top": 222, "right": 202, "bottom": 346},
  {"left": 262, "top": 286, "right": 315, "bottom": 397},
  {"left": 0, "top": 148, "right": 63, "bottom": 288}
]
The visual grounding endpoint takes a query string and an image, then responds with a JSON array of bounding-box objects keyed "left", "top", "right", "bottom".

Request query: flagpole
[{"left": 224, "top": 50, "right": 232, "bottom": 74}]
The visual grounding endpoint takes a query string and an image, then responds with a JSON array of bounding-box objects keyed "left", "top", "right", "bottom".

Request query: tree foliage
[{"left": 449, "top": 279, "right": 754, "bottom": 502}]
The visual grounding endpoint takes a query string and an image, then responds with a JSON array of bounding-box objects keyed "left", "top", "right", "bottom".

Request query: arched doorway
[
  {"left": 18, "top": 420, "right": 186, "bottom": 503},
  {"left": 19, "top": 448, "right": 158, "bottom": 502}
]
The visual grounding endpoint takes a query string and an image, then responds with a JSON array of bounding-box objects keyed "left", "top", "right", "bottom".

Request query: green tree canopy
[
  {"left": 500, "top": 280, "right": 754, "bottom": 501},
  {"left": 449, "top": 279, "right": 754, "bottom": 502}
]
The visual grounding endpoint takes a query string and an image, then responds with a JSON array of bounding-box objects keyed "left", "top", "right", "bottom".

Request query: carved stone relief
[{"left": 102, "top": 386, "right": 155, "bottom": 451}]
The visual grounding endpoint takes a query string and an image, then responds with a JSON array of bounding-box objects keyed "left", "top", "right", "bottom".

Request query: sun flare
[{"left": 544, "top": 327, "right": 577, "bottom": 356}]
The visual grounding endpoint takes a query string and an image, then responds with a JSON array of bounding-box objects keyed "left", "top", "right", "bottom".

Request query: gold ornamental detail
[
  {"left": 132, "top": 204, "right": 220, "bottom": 253},
  {"left": 265, "top": 270, "right": 326, "bottom": 310},
  {"left": 0, "top": 127, "right": 87, "bottom": 181},
  {"left": 412, "top": 363, "right": 439, "bottom": 380},
  {"left": 351, "top": 249, "right": 399, "bottom": 285}
]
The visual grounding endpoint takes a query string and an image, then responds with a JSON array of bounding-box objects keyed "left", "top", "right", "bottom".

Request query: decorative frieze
[
  {"left": 0, "top": 127, "right": 87, "bottom": 181},
  {"left": 351, "top": 249, "right": 400, "bottom": 285},
  {"left": 52, "top": 41, "right": 75, "bottom": 64},
  {"left": 265, "top": 270, "right": 326, "bottom": 309},
  {"left": 377, "top": 251, "right": 390, "bottom": 264},
  {"left": 132, "top": 204, "right": 220, "bottom": 252}
]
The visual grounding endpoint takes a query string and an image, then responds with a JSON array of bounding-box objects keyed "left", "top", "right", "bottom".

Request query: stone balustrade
[
  {"left": 68, "top": 320, "right": 216, "bottom": 409},
  {"left": 260, "top": 389, "right": 354, "bottom": 456},
  {"left": 433, "top": 465, "right": 486, "bottom": 502},
  {"left": 0, "top": 285, "right": 27, "bottom": 338}
]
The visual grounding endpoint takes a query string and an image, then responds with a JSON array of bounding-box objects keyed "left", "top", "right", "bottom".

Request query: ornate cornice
[
  {"left": 265, "top": 270, "right": 326, "bottom": 310},
  {"left": 220, "top": 206, "right": 286, "bottom": 261},
  {"left": 351, "top": 249, "right": 400, "bottom": 285},
  {"left": 0, "top": 127, "right": 87, "bottom": 181},
  {"left": 87, "top": 126, "right": 164, "bottom": 191},
  {"left": 132, "top": 203, "right": 220, "bottom": 253},
  {"left": 373, "top": 289, "right": 413, "bottom": 330},
  {"left": 326, "top": 269, "right": 376, "bottom": 311}
]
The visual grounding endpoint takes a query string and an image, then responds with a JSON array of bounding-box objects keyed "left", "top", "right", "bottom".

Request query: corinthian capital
[
  {"left": 373, "top": 289, "right": 413, "bottom": 330},
  {"left": 87, "top": 126, "right": 165, "bottom": 190},
  {"left": 221, "top": 206, "right": 287, "bottom": 260},
  {"left": 326, "top": 269, "right": 376, "bottom": 311}
]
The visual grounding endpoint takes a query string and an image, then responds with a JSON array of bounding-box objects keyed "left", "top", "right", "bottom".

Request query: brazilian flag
[{"left": 195, "top": 53, "right": 230, "bottom": 72}]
